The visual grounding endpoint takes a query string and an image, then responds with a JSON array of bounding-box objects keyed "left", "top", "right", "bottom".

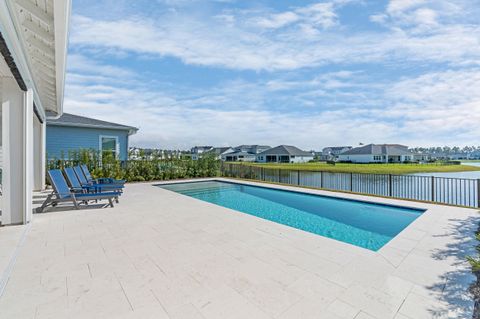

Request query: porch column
[
  {"left": 33, "top": 116, "right": 46, "bottom": 191},
  {"left": 1, "top": 78, "right": 33, "bottom": 225}
]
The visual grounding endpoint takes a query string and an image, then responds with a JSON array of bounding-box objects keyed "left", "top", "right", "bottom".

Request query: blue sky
[{"left": 65, "top": 0, "right": 480, "bottom": 150}]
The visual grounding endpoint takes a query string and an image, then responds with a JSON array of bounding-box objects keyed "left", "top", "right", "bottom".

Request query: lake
[{"left": 410, "top": 162, "right": 480, "bottom": 179}]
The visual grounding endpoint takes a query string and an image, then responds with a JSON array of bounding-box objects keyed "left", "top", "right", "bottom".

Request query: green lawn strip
[{"left": 229, "top": 162, "right": 480, "bottom": 175}]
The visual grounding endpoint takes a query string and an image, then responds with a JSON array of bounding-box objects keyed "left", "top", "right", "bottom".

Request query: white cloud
[
  {"left": 386, "top": 0, "right": 426, "bottom": 15},
  {"left": 65, "top": 1, "right": 480, "bottom": 148},
  {"left": 253, "top": 12, "right": 299, "bottom": 29},
  {"left": 64, "top": 50, "right": 480, "bottom": 148},
  {"left": 70, "top": 0, "right": 480, "bottom": 72}
]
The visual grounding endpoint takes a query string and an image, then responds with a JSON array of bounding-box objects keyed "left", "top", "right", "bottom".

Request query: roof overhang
[
  {"left": 47, "top": 122, "right": 139, "bottom": 136},
  {"left": 0, "top": 0, "right": 71, "bottom": 120}
]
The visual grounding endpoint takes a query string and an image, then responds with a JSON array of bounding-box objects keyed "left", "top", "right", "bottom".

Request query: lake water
[{"left": 410, "top": 162, "right": 480, "bottom": 179}]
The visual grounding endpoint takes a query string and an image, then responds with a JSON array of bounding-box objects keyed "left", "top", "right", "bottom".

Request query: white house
[
  {"left": 321, "top": 146, "right": 352, "bottom": 160},
  {"left": 256, "top": 145, "right": 314, "bottom": 163},
  {"left": 1, "top": 0, "right": 71, "bottom": 225},
  {"left": 206, "top": 147, "right": 234, "bottom": 160},
  {"left": 338, "top": 144, "right": 415, "bottom": 163},
  {"left": 221, "top": 145, "right": 271, "bottom": 162}
]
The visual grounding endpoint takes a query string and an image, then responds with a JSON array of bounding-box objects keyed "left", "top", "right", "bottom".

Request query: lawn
[{"left": 231, "top": 162, "right": 480, "bottom": 174}]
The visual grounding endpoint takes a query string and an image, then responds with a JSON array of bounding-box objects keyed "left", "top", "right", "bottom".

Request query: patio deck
[{"left": 0, "top": 178, "right": 477, "bottom": 319}]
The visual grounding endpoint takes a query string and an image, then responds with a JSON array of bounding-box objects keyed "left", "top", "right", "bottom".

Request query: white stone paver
[{"left": 0, "top": 178, "right": 477, "bottom": 319}]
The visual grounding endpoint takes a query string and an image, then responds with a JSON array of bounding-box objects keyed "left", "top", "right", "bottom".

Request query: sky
[{"left": 65, "top": 0, "right": 480, "bottom": 150}]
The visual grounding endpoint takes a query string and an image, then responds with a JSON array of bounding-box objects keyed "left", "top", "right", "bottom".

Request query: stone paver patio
[{"left": 0, "top": 178, "right": 477, "bottom": 319}]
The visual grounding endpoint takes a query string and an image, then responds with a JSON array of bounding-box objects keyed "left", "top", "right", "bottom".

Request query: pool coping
[{"left": 1, "top": 181, "right": 475, "bottom": 318}]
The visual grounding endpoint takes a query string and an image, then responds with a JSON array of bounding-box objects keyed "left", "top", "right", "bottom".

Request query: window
[
  {"left": 100, "top": 136, "right": 119, "bottom": 159},
  {"left": 373, "top": 155, "right": 382, "bottom": 161}
]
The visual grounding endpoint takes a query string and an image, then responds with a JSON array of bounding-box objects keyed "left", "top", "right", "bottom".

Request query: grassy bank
[{"left": 230, "top": 162, "right": 480, "bottom": 175}]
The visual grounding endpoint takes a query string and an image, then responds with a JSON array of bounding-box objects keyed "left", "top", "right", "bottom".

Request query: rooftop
[
  {"left": 0, "top": 180, "right": 474, "bottom": 318},
  {"left": 341, "top": 144, "right": 412, "bottom": 156},
  {"left": 258, "top": 145, "right": 313, "bottom": 156},
  {"left": 206, "top": 147, "right": 233, "bottom": 155},
  {"left": 46, "top": 113, "right": 138, "bottom": 135}
]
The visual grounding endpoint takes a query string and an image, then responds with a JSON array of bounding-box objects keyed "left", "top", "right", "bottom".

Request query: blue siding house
[{"left": 46, "top": 113, "right": 138, "bottom": 161}]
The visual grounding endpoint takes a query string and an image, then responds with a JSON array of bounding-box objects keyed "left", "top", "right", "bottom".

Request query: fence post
[
  {"left": 477, "top": 179, "right": 480, "bottom": 208},
  {"left": 278, "top": 169, "right": 281, "bottom": 183},
  {"left": 320, "top": 171, "right": 323, "bottom": 188},
  {"left": 350, "top": 172, "right": 353, "bottom": 192},
  {"left": 431, "top": 176, "right": 435, "bottom": 202},
  {"left": 388, "top": 174, "right": 392, "bottom": 196},
  {"left": 262, "top": 167, "right": 265, "bottom": 181},
  {"left": 297, "top": 170, "right": 300, "bottom": 185}
]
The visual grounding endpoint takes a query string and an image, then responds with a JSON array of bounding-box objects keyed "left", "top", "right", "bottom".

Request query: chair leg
[
  {"left": 72, "top": 199, "right": 79, "bottom": 209},
  {"left": 37, "top": 194, "right": 53, "bottom": 213},
  {"left": 108, "top": 198, "right": 114, "bottom": 207}
]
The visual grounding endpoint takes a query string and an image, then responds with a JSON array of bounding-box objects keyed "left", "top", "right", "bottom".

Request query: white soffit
[{"left": 6, "top": 0, "right": 71, "bottom": 117}]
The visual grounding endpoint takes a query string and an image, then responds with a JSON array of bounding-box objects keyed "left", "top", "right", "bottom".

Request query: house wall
[
  {"left": 290, "top": 156, "right": 314, "bottom": 163},
  {"left": 46, "top": 125, "right": 130, "bottom": 161},
  {"left": 256, "top": 155, "right": 314, "bottom": 163},
  {"left": 338, "top": 154, "right": 377, "bottom": 163},
  {"left": 338, "top": 154, "right": 416, "bottom": 163}
]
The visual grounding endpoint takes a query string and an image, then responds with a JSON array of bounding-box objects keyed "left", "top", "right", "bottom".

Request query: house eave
[
  {"left": 47, "top": 121, "right": 139, "bottom": 135},
  {"left": 1, "top": 0, "right": 72, "bottom": 117}
]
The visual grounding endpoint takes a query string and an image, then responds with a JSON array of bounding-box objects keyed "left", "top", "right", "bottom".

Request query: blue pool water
[{"left": 159, "top": 181, "right": 424, "bottom": 251}]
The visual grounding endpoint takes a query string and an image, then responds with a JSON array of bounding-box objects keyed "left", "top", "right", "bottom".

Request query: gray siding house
[
  {"left": 46, "top": 113, "right": 138, "bottom": 161},
  {"left": 256, "top": 145, "right": 314, "bottom": 163}
]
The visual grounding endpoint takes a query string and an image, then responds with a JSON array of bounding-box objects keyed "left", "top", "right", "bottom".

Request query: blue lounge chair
[
  {"left": 38, "top": 170, "right": 121, "bottom": 213},
  {"left": 80, "top": 164, "right": 125, "bottom": 185},
  {"left": 64, "top": 167, "right": 123, "bottom": 197},
  {"left": 73, "top": 166, "right": 125, "bottom": 190}
]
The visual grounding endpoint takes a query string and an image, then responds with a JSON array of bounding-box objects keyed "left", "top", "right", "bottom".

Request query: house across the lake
[
  {"left": 191, "top": 146, "right": 214, "bottom": 160},
  {"left": 206, "top": 147, "right": 234, "bottom": 160},
  {"left": 222, "top": 145, "right": 271, "bottom": 162},
  {"left": 256, "top": 145, "right": 314, "bottom": 163},
  {"left": 320, "top": 146, "right": 353, "bottom": 161},
  {"left": 337, "top": 144, "right": 415, "bottom": 163},
  {"left": 46, "top": 113, "right": 138, "bottom": 161}
]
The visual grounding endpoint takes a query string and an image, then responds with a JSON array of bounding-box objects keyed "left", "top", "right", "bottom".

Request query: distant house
[
  {"left": 413, "top": 153, "right": 433, "bottom": 162},
  {"left": 222, "top": 145, "right": 271, "bottom": 162},
  {"left": 321, "top": 146, "right": 352, "bottom": 160},
  {"left": 256, "top": 145, "right": 314, "bottom": 163},
  {"left": 46, "top": 113, "right": 138, "bottom": 161},
  {"left": 337, "top": 144, "right": 415, "bottom": 163},
  {"left": 206, "top": 147, "right": 234, "bottom": 160},
  {"left": 234, "top": 145, "right": 271, "bottom": 154},
  {"left": 191, "top": 146, "right": 213, "bottom": 160}
]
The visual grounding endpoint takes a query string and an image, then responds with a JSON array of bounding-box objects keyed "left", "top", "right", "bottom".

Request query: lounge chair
[
  {"left": 73, "top": 166, "right": 125, "bottom": 190},
  {"left": 64, "top": 167, "right": 123, "bottom": 196},
  {"left": 80, "top": 164, "right": 126, "bottom": 185},
  {"left": 37, "top": 170, "right": 121, "bottom": 213}
]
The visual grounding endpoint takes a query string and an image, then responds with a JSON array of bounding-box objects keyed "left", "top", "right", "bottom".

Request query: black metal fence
[{"left": 221, "top": 163, "right": 480, "bottom": 208}]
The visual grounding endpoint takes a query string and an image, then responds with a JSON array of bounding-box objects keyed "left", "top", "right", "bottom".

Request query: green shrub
[{"left": 46, "top": 149, "right": 220, "bottom": 182}]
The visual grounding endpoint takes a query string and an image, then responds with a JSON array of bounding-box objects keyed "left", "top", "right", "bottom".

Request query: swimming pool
[{"left": 159, "top": 181, "right": 424, "bottom": 251}]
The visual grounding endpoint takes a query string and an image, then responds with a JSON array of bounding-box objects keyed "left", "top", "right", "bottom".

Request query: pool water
[{"left": 159, "top": 181, "right": 424, "bottom": 251}]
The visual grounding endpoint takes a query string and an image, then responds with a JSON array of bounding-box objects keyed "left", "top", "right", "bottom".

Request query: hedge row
[{"left": 46, "top": 149, "right": 220, "bottom": 182}]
